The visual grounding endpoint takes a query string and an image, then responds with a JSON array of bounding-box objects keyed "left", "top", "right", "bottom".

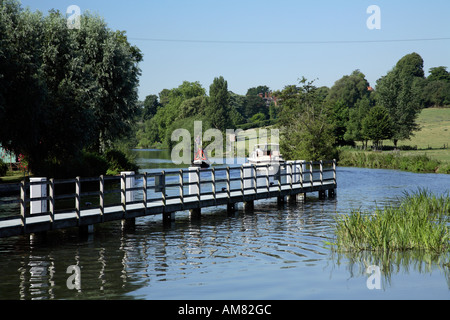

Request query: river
[{"left": 0, "top": 149, "right": 448, "bottom": 300}]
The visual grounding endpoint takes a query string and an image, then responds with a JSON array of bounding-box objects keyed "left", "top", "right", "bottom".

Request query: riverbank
[{"left": 338, "top": 149, "right": 450, "bottom": 174}]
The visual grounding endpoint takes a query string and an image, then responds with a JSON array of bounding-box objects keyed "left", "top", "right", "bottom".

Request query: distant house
[{"left": 258, "top": 92, "right": 278, "bottom": 106}]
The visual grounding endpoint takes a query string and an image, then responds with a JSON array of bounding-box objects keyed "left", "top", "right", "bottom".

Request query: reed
[
  {"left": 338, "top": 149, "right": 443, "bottom": 173},
  {"left": 329, "top": 189, "right": 450, "bottom": 253}
]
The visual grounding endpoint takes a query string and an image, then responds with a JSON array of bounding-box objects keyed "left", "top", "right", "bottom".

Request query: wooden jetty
[{"left": 0, "top": 160, "right": 337, "bottom": 238}]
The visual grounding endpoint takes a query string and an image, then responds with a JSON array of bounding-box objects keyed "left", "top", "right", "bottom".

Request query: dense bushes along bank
[{"left": 338, "top": 149, "right": 450, "bottom": 174}]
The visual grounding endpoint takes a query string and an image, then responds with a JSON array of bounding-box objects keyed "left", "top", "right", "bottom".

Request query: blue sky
[{"left": 20, "top": 0, "right": 450, "bottom": 100}]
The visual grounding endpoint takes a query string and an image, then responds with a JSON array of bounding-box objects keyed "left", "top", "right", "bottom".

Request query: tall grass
[
  {"left": 330, "top": 190, "right": 450, "bottom": 253},
  {"left": 338, "top": 149, "right": 444, "bottom": 173}
]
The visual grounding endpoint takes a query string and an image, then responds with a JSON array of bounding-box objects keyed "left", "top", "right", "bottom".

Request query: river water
[{"left": 0, "top": 149, "right": 449, "bottom": 300}]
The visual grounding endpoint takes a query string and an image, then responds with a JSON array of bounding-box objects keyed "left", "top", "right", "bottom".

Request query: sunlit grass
[{"left": 329, "top": 190, "right": 450, "bottom": 253}]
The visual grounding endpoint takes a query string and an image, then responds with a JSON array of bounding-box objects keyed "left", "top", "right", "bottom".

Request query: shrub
[
  {"left": 105, "top": 149, "right": 139, "bottom": 176},
  {"left": 0, "top": 159, "right": 8, "bottom": 176}
]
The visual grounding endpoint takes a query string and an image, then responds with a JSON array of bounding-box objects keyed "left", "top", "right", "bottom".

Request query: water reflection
[{"left": 0, "top": 151, "right": 449, "bottom": 299}]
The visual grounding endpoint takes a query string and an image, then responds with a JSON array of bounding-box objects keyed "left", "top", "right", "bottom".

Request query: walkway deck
[{"left": 0, "top": 160, "right": 337, "bottom": 238}]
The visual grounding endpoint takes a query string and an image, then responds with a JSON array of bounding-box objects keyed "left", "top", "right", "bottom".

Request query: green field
[{"left": 384, "top": 108, "right": 450, "bottom": 163}]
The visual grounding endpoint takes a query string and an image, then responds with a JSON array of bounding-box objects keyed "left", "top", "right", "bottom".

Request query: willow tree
[{"left": 0, "top": 1, "right": 142, "bottom": 176}]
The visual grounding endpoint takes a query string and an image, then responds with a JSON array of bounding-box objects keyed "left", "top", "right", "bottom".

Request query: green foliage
[
  {"left": 0, "top": 1, "right": 142, "bottom": 177},
  {"left": 330, "top": 190, "right": 450, "bottom": 253},
  {"left": 0, "top": 159, "right": 7, "bottom": 176},
  {"left": 246, "top": 85, "right": 270, "bottom": 96},
  {"left": 375, "top": 53, "right": 424, "bottom": 146},
  {"left": 207, "top": 76, "right": 231, "bottom": 131},
  {"left": 277, "top": 78, "right": 336, "bottom": 161},
  {"left": 327, "top": 70, "right": 371, "bottom": 109},
  {"left": 338, "top": 150, "right": 442, "bottom": 173},
  {"left": 105, "top": 149, "right": 139, "bottom": 176},
  {"left": 136, "top": 81, "right": 208, "bottom": 148},
  {"left": 250, "top": 112, "right": 266, "bottom": 123},
  {"left": 361, "top": 105, "right": 393, "bottom": 150}
]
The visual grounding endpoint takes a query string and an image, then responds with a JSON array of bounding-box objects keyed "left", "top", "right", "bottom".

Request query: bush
[
  {"left": 337, "top": 149, "right": 442, "bottom": 173},
  {"left": 105, "top": 149, "right": 139, "bottom": 176},
  {"left": 0, "top": 159, "right": 8, "bottom": 176},
  {"left": 80, "top": 152, "right": 109, "bottom": 177}
]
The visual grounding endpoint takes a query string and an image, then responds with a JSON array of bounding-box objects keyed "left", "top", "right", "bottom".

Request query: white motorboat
[{"left": 247, "top": 143, "right": 285, "bottom": 173}]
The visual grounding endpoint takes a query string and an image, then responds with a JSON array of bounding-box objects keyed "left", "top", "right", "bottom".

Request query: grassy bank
[
  {"left": 329, "top": 190, "right": 450, "bottom": 253},
  {"left": 338, "top": 149, "right": 450, "bottom": 174}
]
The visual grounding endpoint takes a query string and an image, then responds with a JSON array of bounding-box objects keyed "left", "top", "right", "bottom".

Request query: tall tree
[
  {"left": 207, "top": 76, "right": 231, "bottom": 131},
  {"left": 375, "top": 52, "right": 424, "bottom": 147},
  {"left": 0, "top": 1, "right": 142, "bottom": 176},
  {"left": 327, "top": 70, "right": 371, "bottom": 109},
  {"left": 361, "top": 105, "right": 393, "bottom": 151},
  {"left": 278, "top": 78, "right": 336, "bottom": 161}
]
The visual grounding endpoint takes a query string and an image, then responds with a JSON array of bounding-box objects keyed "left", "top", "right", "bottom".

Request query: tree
[
  {"left": 278, "top": 78, "right": 336, "bottom": 161},
  {"left": 327, "top": 70, "right": 373, "bottom": 146},
  {"left": 428, "top": 66, "right": 450, "bottom": 82},
  {"left": 246, "top": 85, "right": 270, "bottom": 96},
  {"left": 422, "top": 66, "right": 450, "bottom": 107},
  {"left": 327, "top": 70, "right": 371, "bottom": 109},
  {"left": 375, "top": 53, "right": 424, "bottom": 147},
  {"left": 0, "top": 1, "right": 142, "bottom": 176},
  {"left": 361, "top": 105, "right": 393, "bottom": 151},
  {"left": 344, "top": 96, "right": 373, "bottom": 149},
  {"left": 142, "top": 94, "right": 160, "bottom": 120},
  {"left": 207, "top": 76, "right": 231, "bottom": 131}
]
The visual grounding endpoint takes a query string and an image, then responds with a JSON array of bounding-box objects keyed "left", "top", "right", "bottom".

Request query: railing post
[
  {"left": 99, "top": 175, "right": 105, "bottom": 221},
  {"left": 178, "top": 170, "right": 183, "bottom": 206},
  {"left": 162, "top": 171, "right": 167, "bottom": 206},
  {"left": 142, "top": 172, "right": 148, "bottom": 213},
  {"left": 289, "top": 162, "right": 293, "bottom": 190},
  {"left": 226, "top": 166, "right": 231, "bottom": 200},
  {"left": 300, "top": 161, "right": 304, "bottom": 189},
  {"left": 309, "top": 162, "right": 313, "bottom": 187},
  {"left": 121, "top": 173, "right": 126, "bottom": 217},
  {"left": 211, "top": 167, "right": 216, "bottom": 203},
  {"left": 320, "top": 160, "right": 323, "bottom": 187},
  {"left": 30, "top": 177, "right": 47, "bottom": 215},
  {"left": 240, "top": 165, "right": 244, "bottom": 197},
  {"left": 333, "top": 159, "right": 337, "bottom": 185},
  {"left": 266, "top": 164, "right": 270, "bottom": 196},
  {"left": 75, "top": 176, "right": 81, "bottom": 223},
  {"left": 253, "top": 164, "right": 257, "bottom": 195},
  {"left": 20, "top": 180, "right": 26, "bottom": 230},
  {"left": 49, "top": 178, "right": 55, "bottom": 226}
]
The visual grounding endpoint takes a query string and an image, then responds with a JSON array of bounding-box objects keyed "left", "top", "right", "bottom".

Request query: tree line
[
  {"left": 0, "top": 0, "right": 140, "bottom": 177},
  {"left": 2, "top": 1, "right": 447, "bottom": 177},
  {"left": 135, "top": 81, "right": 279, "bottom": 149},
  {"left": 138, "top": 52, "right": 448, "bottom": 161}
]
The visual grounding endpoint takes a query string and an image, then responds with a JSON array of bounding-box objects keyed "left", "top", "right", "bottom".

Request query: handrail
[{"left": 0, "top": 159, "right": 337, "bottom": 229}]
